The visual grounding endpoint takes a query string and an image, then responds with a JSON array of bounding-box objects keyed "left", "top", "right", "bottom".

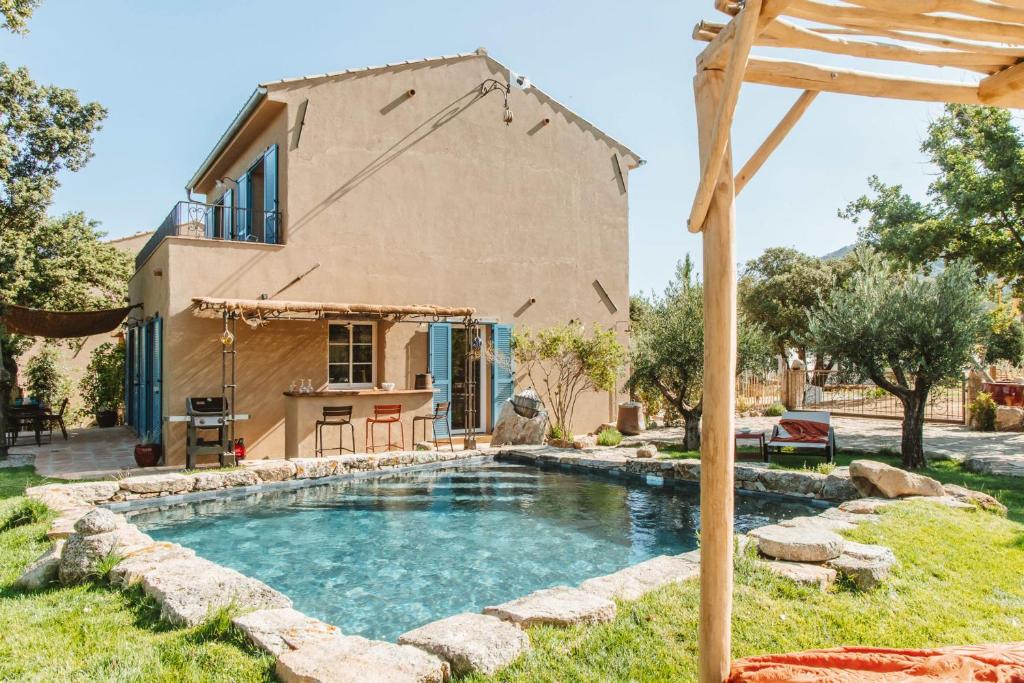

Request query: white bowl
[{"left": 381, "top": 383, "right": 396, "bottom": 391}]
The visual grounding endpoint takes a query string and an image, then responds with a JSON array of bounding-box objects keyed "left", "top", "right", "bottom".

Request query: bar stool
[
  {"left": 412, "top": 401, "right": 454, "bottom": 452},
  {"left": 366, "top": 404, "right": 405, "bottom": 453},
  {"left": 315, "top": 406, "right": 355, "bottom": 457}
]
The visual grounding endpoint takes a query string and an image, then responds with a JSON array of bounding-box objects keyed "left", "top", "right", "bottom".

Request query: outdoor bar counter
[{"left": 283, "top": 389, "right": 437, "bottom": 458}]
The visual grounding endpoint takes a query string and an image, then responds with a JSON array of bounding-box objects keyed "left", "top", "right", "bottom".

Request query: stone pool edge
[{"left": 19, "top": 446, "right": 993, "bottom": 680}]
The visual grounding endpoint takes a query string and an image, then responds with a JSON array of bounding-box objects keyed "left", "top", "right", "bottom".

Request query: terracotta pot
[
  {"left": 134, "top": 443, "right": 162, "bottom": 467},
  {"left": 96, "top": 410, "right": 118, "bottom": 428}
]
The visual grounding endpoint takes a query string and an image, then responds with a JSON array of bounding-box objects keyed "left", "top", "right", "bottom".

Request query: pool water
[{"left": 129, "top": 462, "right": 818, "bottom": 641}]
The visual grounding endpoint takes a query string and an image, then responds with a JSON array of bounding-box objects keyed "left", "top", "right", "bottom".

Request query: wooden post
[{"left": 694, "top": 67, "right": 737, "bottom": 683}]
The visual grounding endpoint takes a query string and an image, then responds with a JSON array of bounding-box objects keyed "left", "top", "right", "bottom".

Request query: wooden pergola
[{"left": 689, "top": 2, "right": 1024, "bottom": 681}]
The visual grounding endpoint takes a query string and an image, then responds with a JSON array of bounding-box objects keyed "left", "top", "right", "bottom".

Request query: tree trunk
[
  {"left": 900, "top": 393, "right": 928, "bottom": 469},
  {"left": 0, "top": 335, "right": 9, "bottom": 459},
  {"left": 682, "top": 410, "right": 701, "bottom": 451}
]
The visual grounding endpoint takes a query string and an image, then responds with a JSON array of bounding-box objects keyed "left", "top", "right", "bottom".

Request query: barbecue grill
[{"left": 185, "top": 396, "right": 236, "bottom": 469}]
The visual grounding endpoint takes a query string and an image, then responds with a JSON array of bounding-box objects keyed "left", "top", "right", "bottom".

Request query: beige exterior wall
[{"left": 129, "top": 54, "right": 636, "bottom": 465}]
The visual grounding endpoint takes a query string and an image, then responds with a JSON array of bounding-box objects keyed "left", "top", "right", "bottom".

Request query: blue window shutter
[
  {"left": 125, "top": 328, "right": 134, "bottom": 427},
  {"left": 491, "top": 324, "right": 514, "bottom": 430},
  {"left": 137, "top": 323, "right": 148, "bottom": 438},
  {"left": 205, "top": 206, "right": 215, "bottom": 238},
  {"left": 428, "top": 323, "right": 451, "bottom": 436},
  {"left": 223, "top": 188, "right": 234, "bottom": 240},
  {"left": 263, "top": 144, "right": 279, "bottom": 244},
  {"left": 236, "top": 172, "right": 250, "bottom": 240},
  {"left": 150, "top": 317, "right": 163, "bottom": 444}
]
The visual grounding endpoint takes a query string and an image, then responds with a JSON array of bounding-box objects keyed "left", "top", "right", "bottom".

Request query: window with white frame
[{"left": 328, "top": 323, "right": 376, "bottom": 388}]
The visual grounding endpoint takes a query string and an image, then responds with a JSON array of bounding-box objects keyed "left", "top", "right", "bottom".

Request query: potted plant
[
  {"left": 133, "top": 442, "right": 162, "bottom": 467},
  {"left": 80, "top": 341, "right": 124, "bottom": 429}
]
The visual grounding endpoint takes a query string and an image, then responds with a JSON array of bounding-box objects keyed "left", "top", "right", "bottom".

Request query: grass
[
  {"left": 471, "top": 501, "right": 1024, "bottom": 682},
  {"left": 0, "top": 466, "right": 274, "bottom": 682}
]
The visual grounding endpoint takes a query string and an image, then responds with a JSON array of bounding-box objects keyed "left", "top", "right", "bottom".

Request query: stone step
[
  {"left": 578, "top": 555, "right": 699, "bottom": 601},
  {"left": 232, "top": 608, "right": 342, "bottom": 657},
  {"left": 748, "top": 524, "right": 844, "bottom": 563},
  {"left": 276, "top": 635, "right": 449, "bottom": 683},
  {"left": 763, "top": 560, "right": 837, "bottom": 591},
  {"left": 484, "top": 586, "right": 616, "bottom": 628},
  {"left": 398, "top": 612, "right": 529, "bottom": 677}
]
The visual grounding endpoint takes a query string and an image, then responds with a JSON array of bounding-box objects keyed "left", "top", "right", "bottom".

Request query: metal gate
[{"left": 802, "top": 369, "right": 966, "bottom": 424}]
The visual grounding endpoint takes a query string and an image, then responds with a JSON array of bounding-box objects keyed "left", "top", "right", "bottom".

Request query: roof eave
[{"left": 187, "top": 87, "right": 268, "bottom": 192}]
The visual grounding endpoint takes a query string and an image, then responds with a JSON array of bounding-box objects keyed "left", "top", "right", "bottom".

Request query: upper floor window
[{"left": 328, "top": 322, "right": 376, "bottom": 389}]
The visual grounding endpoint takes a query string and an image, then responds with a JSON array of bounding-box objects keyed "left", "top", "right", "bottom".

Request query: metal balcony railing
[{"left": 136, "top": 201, "right": 281, "bottom": 270}]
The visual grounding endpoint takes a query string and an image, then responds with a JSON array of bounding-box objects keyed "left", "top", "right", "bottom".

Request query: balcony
[{"left": 136, "top": 201, "right": 281, "bottom": 270}]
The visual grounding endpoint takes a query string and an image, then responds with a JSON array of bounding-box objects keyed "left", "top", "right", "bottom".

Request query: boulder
[
  {"left": 46, "top": 507, "right": 93, "bottom": 539},
  {"left": 820, "top": 469, "right": 861, "bottom": 501},
  {"left": 242, "top": 459, "right": 298, "bottom": 482},
  {"left": 491, "top": 401, "right": 547, "bottom": 447},
  {"left": 119, "top": 473, "right": 194, "bottom": 495},
  {"left": 277, "top": 635, "right": 449, "bottom": 683},
  {"left": 73, "top": 508, "right": 121, "bottom": 535},
  {"left": 838, "top": 497, "right": 898, "bottom": 514},
  {"left": 579, "top": 555, "right": 699, "bottom": 601},
  {"left": 943, "top": 484, "right": 1008, "bottom": 516},
  {"left": 233, "top": 607, "right": 342, "bottom": 657},
  {"left": 59, "top": 524, "right": 156, "bottom": 585},
  {"left": 484, "top": 586, "right": 616, "bottom": 628},
  {"left": 109, "top": 542, "right": 196, "bottom": 587},
  {"left": 841, "top": 541, "right": 897, "bottom": 565},
  {"left": 140, "top": 557, "right": 291, "bottom": 626},
  {"left": 748, "top": 524, "right": 844, "bottom": 563},
  {"left": 827, "top": 543, "right": 896, "bottom": 590},
  {"left": 995, "top": 406, "right": 1024, "bottom": 431},
  {"left": 848, "top": 460, "right": 945, "bottom": 499},
  {"left": 14, "top": 540, "right": 64, "bottom": 590},
  {"left": 636, "top": 444, "right": 658, "bottom": 459},
  {"left": 572, "top": 434, "right": 598, "bottom": 450},
  {"left": 399, "top": 612, "right": 529, "bottom": 677},
  {"left": 763, "top": 560, "right": 836, "bottom": 591},
  {"left": 191, "top": 469, "right": 261, "bottom": 491}
]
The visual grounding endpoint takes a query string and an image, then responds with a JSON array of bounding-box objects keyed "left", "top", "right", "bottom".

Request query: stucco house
[{"left": 127, "top": 48, "right": 642, "bottom": 466}]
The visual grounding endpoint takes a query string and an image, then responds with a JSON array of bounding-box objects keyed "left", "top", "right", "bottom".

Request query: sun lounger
[{"left": 765, "top": 410, "right": 836, "bottom": 464}]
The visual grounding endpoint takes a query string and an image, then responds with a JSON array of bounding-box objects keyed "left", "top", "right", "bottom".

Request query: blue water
[{"left": 129, "top": 462, "right": 817, "bottom": 640}]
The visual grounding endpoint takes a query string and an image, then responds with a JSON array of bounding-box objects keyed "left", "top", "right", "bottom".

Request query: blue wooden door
[
  {"left": 125, "top": 327, "right": 135, "bottom": 427},
  {"left": 149, "top": 317, "right": 163, "bottom": 444},
  {"left": 138, "top": 323, "right": 149, "bottom": 438},
  {"left": 491, "top": 324, "right": 514, "bottom": 430},
  {"left": 428, "top": 323, "right": 451, "bottom": 437}
]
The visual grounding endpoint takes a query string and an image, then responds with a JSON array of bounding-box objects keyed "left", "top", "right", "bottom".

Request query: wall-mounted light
[
  {"left": 480, "top": 79, "right": 515, "bottom": 126},
  {"left": 214, "top": 176, "right": 238, "bottom": 193}
]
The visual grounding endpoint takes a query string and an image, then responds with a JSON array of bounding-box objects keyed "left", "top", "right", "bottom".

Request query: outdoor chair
[
  {"left": 315, "top": 405, "right": 355, "bottom": 457},
  {"left": 43, "top": 398, "right": 69, "bottom": 441},
  {"left": 412, "top": 401, "right": 454, "bottom": 452},
  {"left": 765, "top": 410, "right": 836, "bottom": 464},
  {"left": 6, "top": 404, "right": 45, "bottom": 447},
  {"left": 366, "top": 404, "right": 405, "bottom": 453}
]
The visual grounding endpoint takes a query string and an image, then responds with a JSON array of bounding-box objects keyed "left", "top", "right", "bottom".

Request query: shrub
[
  {"left": 80, "top": 341, "right": 125, "bottom": 417},
  {"left": 25, "top": 345, "right": 69, "bottom": 407},
  {"left": 969, "top": 392, "right": 997, "bottom": 432},
  {"left": 0, "top": 498, "right": 51, "bottom": 532},
  {"left": 764, "top": 402, "right": 786, "bottom": 417},
  {"left": 597, "top": 427, "right": 623, "bottom": 447}
]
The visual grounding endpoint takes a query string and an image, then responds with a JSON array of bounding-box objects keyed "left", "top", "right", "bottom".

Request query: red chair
[{"left": 366, "top": 404, "right": 405, "bottom": 453}]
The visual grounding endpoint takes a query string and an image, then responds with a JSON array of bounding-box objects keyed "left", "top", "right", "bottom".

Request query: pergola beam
[
  {"left": 734, "top": 90, "right": 818, "bottom": 195},
  {"left": 980, "top": 60, "right": 1024, "bottom": 102},
  {"left": 745, "top": 55, "right": 1024, "bottom": 107},
  {"left": 842, "top": 0, "right": 1024, "bottom": 25},
  {"left": 813, "top": 26, "right": 1024, "bottom": 58},
  {"left": 698, "top": 0, "right": 798, "bottom": 70},
  {"left": 689, "top": 0, "right": 765, "bottom": 234},
  {"left": 784, "top": 0, "right": 1024, "bottom": 44}
]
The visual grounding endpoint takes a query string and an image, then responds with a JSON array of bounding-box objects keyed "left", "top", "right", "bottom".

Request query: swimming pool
[{"left": 128, "top": 461, "right": 819, "bottom": 641}]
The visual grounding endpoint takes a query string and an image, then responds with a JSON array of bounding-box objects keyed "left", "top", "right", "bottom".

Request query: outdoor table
[
  {"left": 6, "top": 404, "right": 47, "bottom": 447},
  {"left": 734, "top": 429, "right": 767, "bottom": 463}
]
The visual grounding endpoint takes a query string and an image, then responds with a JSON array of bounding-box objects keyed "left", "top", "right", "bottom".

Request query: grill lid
[{"left": 187, "top": 396, "right": 227, "bottom": 414}]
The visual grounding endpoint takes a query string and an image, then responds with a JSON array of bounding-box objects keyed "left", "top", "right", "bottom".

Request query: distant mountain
[{"left": 821, "top": 244, "right": 855, "bottom": 260}]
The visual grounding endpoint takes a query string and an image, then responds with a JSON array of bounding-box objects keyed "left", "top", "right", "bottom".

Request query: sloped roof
[{"left": 188, "top": 49, "right": 642, "bottom": 190}]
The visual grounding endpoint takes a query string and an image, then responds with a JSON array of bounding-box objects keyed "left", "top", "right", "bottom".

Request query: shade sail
[
  {"left": 191, "top": 297, "right": 475, "bottom": 320},
  {"left": 0, "top": 303, "right": 138, "bottom": 338}
]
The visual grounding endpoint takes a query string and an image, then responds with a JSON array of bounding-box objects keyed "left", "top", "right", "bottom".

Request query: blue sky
[{"left": 2, "top": 0, "right": 960, "bottom": 295}]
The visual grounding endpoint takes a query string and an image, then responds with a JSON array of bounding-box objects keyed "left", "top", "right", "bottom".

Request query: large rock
[
  {"left": 46, "top": 507, "right": 93, "bottom": 539},
  {"left": 848, "top": 460, "right": 945, "bottom": 498},
  {"left": 491, "top": 400, "right": 547, "bottom": 447},
  {"left": 484, "top": 586, "right": 616, "bottom": 628},
  {"left": 399, "top": 612, "right": 529, "bottom": 677},
  {"left": 60, "top": 524, "right": 156, "bottom": 585},
  {"left": 242, "top": 459, "right": 298, "bottom": 482},
  {"left": 292, "top": 458, "right": 338, "bottom": 479},
  {"left": 838, "top": 497, "right": 898, "bottom": 514},
  {"left": 763, "top": 560, "right": 836, "bottom": 591},
  {"left": 140, "top": 557, "right": 291, "bottom": 626},
  {"left": 995, "top": 406, "right": 1024, "bottom": 431},
  {"left": 748, "top": 524, "right": 844, "bottom": 563},
  {"left": 757, "top": 469, "right": 825, "bottom": 497},
  {"left": 27, "top": 481, "right": 120, "bottom": 504},
  {"left": 276, "top": 635, "right": 449, "bottom": 683},
  {"left": 943, "top": 484, "right": 1008, "bottom": 516},
  {"left": 15, "top": 540, "right": 64, "bottom": 590},
  {"left": 233, "top": 608, "right": 342, "bottom": 657},
  {"left": 119, "top": 473, "right": 194, "bottom": 495},
  {"left": 820, "top": 469, "right": 861, "bottom": 501},
  {"left": 635, "top": 444, "right": 658, "bottom": 459},
  {"left": 73, "top": 508, "right": 121, "bottom": 535},
  {"left": 191, "top": 469, "right": 261, "bottom": 491},
  {"left": 827, "top": 542, "right": 897, "bottom": 590},
  {"left": 579, "top": 555, "right": 699, "bottom": 601},
  {"left": 572, "top": 434, "right": 598, "bottom": 450},
  {"left": 109, "top": 542, "right": 196, "bottom": 587}
]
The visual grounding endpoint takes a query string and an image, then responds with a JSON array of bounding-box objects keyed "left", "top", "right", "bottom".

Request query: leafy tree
[
  {"left": 513, "top": 323, "right": 626, "bottom": 440},
  {"left": 24, "top": 343, "right": 67, "bottom": 406},
  {"left": 809, "top": 251, "right": 987, "bottom": 469},
  {"left": 844, "top": 105, "right": 1024, "bottom": 294},
  {"left": 80, "top": 341, "right": 124, "bottom": 417},
  {"left": 628, "top": 257, "right": 773, "bottom": 451},
  {"left": 985, "top": 302, "right": 1024, "bottom": 366},
  {"left": 1, "top": 0, "right": 41, "bottom": 34}
]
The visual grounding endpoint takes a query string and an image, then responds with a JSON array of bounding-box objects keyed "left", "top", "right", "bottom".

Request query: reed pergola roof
[
  {"left": 190, "top": 297, "right": 476, "bottom": 323},
  {"left": 688, "top": 2, "right": 1022, "bottom": 681}
]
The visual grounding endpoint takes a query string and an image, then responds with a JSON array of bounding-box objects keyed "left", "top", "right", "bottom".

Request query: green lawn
[{"left": 0, "top": 467, "right": 273, "bottom": 682}]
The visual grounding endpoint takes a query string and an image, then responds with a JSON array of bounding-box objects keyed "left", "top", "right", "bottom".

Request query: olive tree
[
  {"left": 809, "top": 251, "right": 987, "bottom": 469},
  {"left": 628, "top": 258, "right": 773, "bottom": 451},
  {"left": 513, "top": 323, "right": 626, "bottom": 440}
]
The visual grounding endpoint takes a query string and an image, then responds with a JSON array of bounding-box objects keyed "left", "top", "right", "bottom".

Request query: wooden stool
[
  {"left": 366, "top": 404, "right": 404, "bottom": 453},
  {"left": 315, "top": 406, "right": 355, "bottom": 456},
  {"left": 412, "top": 401, "right": 454, "bottom": 452}
]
